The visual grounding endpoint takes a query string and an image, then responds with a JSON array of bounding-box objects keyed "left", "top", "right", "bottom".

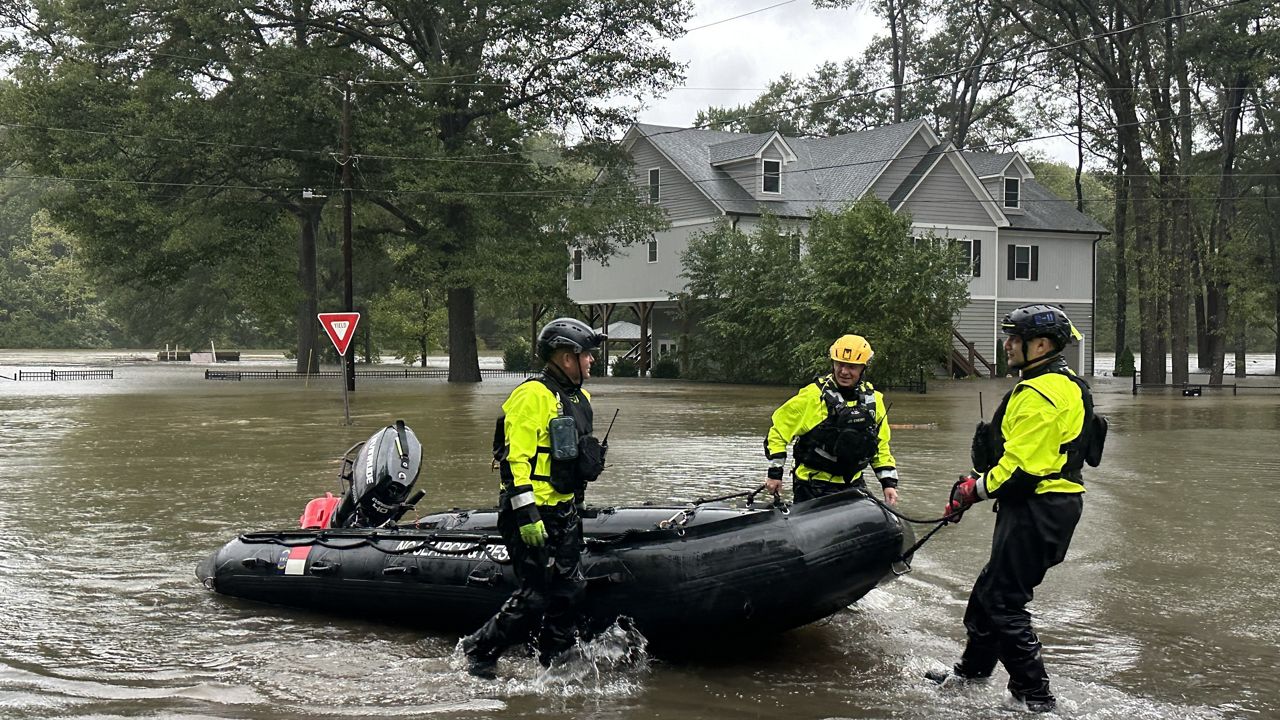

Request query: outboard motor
[{"left": 330, "top": 420, "right": 425, "bottom": 528}]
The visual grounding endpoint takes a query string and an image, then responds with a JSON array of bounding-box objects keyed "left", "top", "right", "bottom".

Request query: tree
[
  {"left": 678, "top": 201, "right": 969, "bottom": 386},
  {"left": 0, "top": 180, "right": 113, "bottom": 348},
  {"left": 1, "top": 0, "right": 684, "bottom": 379}
]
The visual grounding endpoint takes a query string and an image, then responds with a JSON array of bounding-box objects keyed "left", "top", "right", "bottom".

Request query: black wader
[
  {"left": 465, "top": 499, "right": 586, "bottom": 667},
  {"left": 955, "top": 492, "right": 1083, "bottom": 702}
]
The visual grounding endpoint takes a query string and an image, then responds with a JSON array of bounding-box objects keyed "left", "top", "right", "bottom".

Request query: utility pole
[{"left": 341, "top": 76, "right": 356, "bottom": 392}]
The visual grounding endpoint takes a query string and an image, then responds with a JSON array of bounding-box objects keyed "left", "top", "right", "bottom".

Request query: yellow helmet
[{"left": 829, "top": 334, "right": 873, "bottom": 365}]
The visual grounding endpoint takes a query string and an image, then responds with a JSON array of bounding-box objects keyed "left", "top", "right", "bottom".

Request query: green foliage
[
  {"left": 0, "top": 0, "right": 687, "bottom": 365},
  {"left": 678, "top": 201, "right": 969, "bottom": 386},
  {"left": 611, "top": 357, "right": 639, "bottom": 377},
  {"left": 996, "top": 341, "right": 1009, "bottom": 377},
  {"left": 0, "top": 185, "right": 115, "bottom": 348},
  {"left": 652, "top": 356, "right": 680, "bottom": 379},
  {"left": 371, "top": 286, "right": 447, "bottom": 366},
  {"left": 502, "top": 338, "right": 536, "bottom": 372},
  {"left": 1114, "top": 347, "right": 1136, "bottom": 377}
]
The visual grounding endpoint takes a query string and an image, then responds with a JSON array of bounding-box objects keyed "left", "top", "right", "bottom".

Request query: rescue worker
[
  {"left": 763, "top": 334, "right": 899, "bottom": 504},
  {"left": 461, "top": 318, "right": 607, "bottom": 678},
  {"left": 928, "top": 304, "right": 1102, "bottom": 713}
]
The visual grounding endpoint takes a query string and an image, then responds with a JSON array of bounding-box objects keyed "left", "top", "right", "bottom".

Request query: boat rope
[
  {"left": 849, "top": 480, "right": 968, "bottom": 561},
  {"left": 238, "top": 530, "right": 511, "bottom": 563}
]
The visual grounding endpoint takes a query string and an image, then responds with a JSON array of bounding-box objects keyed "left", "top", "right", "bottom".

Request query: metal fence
[
  {"left": 4, "top": 369, "right": 115, "bottom": 381},
  {"left": 1131, "top": 369, "right": 1280, "bottom": 395},
  {"left": 205, "top": 368, "right": 532, "bottom": 381}
]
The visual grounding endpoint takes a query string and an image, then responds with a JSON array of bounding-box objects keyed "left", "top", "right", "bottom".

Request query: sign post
[{"left": 318, "top": 312, "right": 361, "bottom": 425}]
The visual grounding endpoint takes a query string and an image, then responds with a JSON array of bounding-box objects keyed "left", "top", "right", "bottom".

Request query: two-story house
[{"left": 568, "top": 120, "right": 1107, "bottom": 376}]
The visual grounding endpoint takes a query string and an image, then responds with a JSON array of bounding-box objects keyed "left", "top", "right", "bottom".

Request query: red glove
[{"left": 944, "top": 474, "right": 981, "bottom": 522}]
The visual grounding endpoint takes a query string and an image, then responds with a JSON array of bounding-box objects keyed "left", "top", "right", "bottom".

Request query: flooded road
[{"left": 0, "top": 352, "right": 1276, "bottom": 719}]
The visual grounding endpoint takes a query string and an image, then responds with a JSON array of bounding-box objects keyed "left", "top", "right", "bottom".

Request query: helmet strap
[{"left": 546, "top": 352, "right": 584, "bottom": 389}]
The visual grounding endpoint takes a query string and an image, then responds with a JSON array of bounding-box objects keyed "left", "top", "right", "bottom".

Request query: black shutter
[
  {"left": 1030, "top": 245, "right": 1039, "bottom": 281},
  {"left": 1007, "top": 244, "right": 1016, "bottom": 280},
  {"left": 973, "top": 239, "right": 982, "bottom": 277}
]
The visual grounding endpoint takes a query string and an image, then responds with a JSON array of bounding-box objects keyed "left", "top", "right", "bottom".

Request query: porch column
[{"left": 631, "top": 301, "right": 654, "bottom": 377}]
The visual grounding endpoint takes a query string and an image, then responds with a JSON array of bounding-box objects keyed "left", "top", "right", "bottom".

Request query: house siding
[
  {"left": 568, "top": 223, "right": 721, "bottom": 304},
  {"left": 899, "top": 158, "right": 997, "bottom": 226},
  {"left": 629, "top": 137, "right": 721, "bottom": 222},
  {"left": 721, "top": 158, "right": 760, "bottom": 201},
  {"left": 954, "top": 299, "right": 999, "bottom": 370},
  {"left": 917, "top": 225, "right": 999, "bottom": 299},
  {"left": 997, "top": 230, "right": 1094, "bottom": 301},
  {"left": 869, "top": 132, "right": 932, "bottom": 201}
]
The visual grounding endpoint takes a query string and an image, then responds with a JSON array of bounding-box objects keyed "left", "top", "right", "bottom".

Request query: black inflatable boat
[{"left": 196, "top": 489, "right": 915, "bottom": 643}]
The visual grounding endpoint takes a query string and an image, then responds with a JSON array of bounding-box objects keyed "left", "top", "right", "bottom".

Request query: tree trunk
[
  {"left": 1234, "top": 320, "right": 1246, "bottom": 379},
  {"left": 1207, "top": 79, "right": 1249, "bottom": 385},
  {"left": 1193, "top": 250, "right": 1209, "bottom": 369},
  {"left": 294, "top": 206, "right": 321, "bottom": 373},
  {"left": 447, "top": 286, "right": 482, "bottom": 382},
  {"left": 1112, "top": 151, "right": 1129, "bottom": 364}
]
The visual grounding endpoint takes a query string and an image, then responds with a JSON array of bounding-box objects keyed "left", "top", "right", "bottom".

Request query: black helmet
[
  {"left": 1001, "top": 304, "right": 1080, "bottom": 350},
  {"left": 537, "top": 317, "right": 607, "bottom": 361}
]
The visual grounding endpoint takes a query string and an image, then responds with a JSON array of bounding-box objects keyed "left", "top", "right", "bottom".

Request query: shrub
[
  {"left": 611, "top": 357, "right": 639, "bottom": 377},
  {"left": 503, "top": 339, "right": 535, "bottom": 372},
  {"left": 652, "top": 356, "right": 680, "bottom": 378},
  {"left": 1114, "top": 346, "right": 1136, "bottom": 377}
]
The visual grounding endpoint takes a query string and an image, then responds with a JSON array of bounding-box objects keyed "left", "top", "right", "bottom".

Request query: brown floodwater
[{"left": 0, "top": 351, "right": 1276, "bottom": 719}]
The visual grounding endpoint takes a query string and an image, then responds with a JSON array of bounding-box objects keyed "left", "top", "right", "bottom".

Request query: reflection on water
[{"left": 0, "top": 354, "right": 1275, "bottom": 718}]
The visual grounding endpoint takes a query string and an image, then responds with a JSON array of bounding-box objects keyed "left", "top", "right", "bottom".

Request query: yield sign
[{"left": 318, "top": 312, "right": 361, "bottom": 356}]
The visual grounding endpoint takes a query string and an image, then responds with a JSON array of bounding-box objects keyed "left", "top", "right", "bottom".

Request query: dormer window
[
  {"left": 762, "top": 160, "right": 781, "bottom": 194},
  {"left": 1003, "top": 177, "right": 1020, "bottom": 208}
]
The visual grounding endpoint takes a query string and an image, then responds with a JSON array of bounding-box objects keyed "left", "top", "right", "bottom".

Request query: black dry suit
[
  {"left": 467, "top": 370, "right": 602, "bottom": 668},
  {"left": 956, "top": 357, "right": 1106, "bottom": 705}
]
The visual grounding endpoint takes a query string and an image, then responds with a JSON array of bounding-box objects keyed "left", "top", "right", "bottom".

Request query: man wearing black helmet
[
  {"left": 928, "top": 304, "right": 1102, "bottom": 714},
  {"left": 461, "top": 317, "right": 607, "bottom": 678}
]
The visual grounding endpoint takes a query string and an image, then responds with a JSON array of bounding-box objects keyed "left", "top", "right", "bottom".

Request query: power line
[
  {"left": 685, "top": 0, "right": 801, "bottom": 32},
  {"left": 636, "top": 0, "right": 1262, "bottom": 143}
]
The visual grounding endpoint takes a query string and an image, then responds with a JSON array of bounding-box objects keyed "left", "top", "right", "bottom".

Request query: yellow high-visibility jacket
[
  {"left": 500, "top": 380, "right": 590, "bottom": 509},
  {"left": 765, "top": 377, "right": 897, "bottom": 486},
  {"left": 979, "top": 371, "right": 1087, "bottom": 499}
]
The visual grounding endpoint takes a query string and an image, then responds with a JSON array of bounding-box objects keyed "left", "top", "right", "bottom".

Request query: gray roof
[
  {"left": 632, "top": 122, "right": 1106, "bottom": 234},
  {"left": 708, "top": 133, "right": 774, "bottom": 165},
  {"left": 960, "top": 150, "right": 1018, "bottom": 177},
  {"left": 633, "top": 120, "right": 926, "bottom": 217},
  {"left": 1009, "top": 179, "right": 1108, "bottom": 234}
]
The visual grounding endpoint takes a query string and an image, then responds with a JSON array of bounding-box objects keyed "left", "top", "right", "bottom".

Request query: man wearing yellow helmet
[{"left": 763, "top": 334, "right": 899, "bottom": 504}]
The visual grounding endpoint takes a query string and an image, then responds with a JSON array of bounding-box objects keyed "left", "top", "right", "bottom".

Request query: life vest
[
  {"left": 492, "top": 373, "right": 600, "bottom": 499},
  {"left": 971, "top": 363, "right": 1107, "bottom": 480},
  {"left": 793, "top": 377, "right": 880, "bottom": 481}
]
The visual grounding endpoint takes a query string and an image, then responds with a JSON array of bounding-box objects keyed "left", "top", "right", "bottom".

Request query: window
[
  {"left": 1004, "top": 177, "right": 1020, "bottom": 208},
  {"left": 572, "top": 248, "right": 583, "bottom": 281},
  {"left": 647, "top": 238, "right": 658, "bottom": 263},
  {"left": 648, "top": 168, "right": 660, "bottom": 203},
  {"left": 1007, "top": 244, "right": 1039, "bottom": 281},
  {"left": 762, "top": 159, "right": 781, "bottom": 194},
  {"left": 951, "top": 238, "right": 981, "bottom": 277}
]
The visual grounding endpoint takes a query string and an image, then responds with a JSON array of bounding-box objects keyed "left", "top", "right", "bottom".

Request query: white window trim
[
  {"left": 761, "top": 159, "right": 782, "bottom": 195},
  {"left": 1013, "top": 244, "right": 1031, "bottom": 280},
  {"left": 648, "top": 168, "right": 661, "bottom": 204},
  {"left": 572, "top": 248, "right": 583, "bottom": 281},
  {"left": 953, "top": 238, "right": 977, "bottom": 277},
  {"left": 1004, "top": 177, "right": 1021, "bottom": 209},
  {"left": 647, "top": 238, "right": 659, "bottom": 264}
]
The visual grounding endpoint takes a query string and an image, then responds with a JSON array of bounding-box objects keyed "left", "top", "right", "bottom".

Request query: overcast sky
[
  {"left": 636, "top": 0, "right": 1078, "bottom": 164},
  {"left": 638, "top": 0, "right": 880, "bottom": 128}
]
